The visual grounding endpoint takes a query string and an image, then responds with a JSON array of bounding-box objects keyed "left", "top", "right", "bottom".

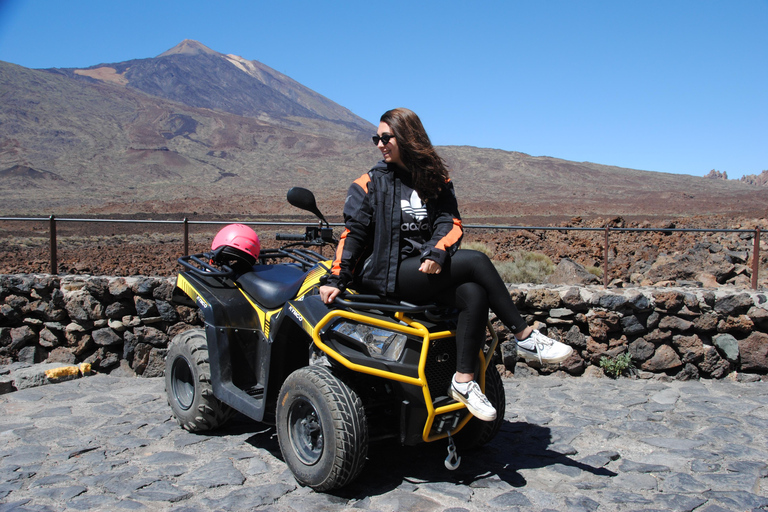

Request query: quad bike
[{"left": 165, "top": 187, "right": 506, "bottom": 491}]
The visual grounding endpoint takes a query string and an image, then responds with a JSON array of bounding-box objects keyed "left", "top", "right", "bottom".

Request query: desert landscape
[{"left": 1, "top": 40, "right": 766, "bottom": 288}]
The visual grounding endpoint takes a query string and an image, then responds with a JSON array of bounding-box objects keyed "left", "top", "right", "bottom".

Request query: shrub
[
  {"left": 586, "top": 266, "right": 603, "bottom": 278},
  {"left": 462, "top": 241, "right": 494, "bottom": 258},
  {"left": 599, "top": 352, "right": 634, "bottom": 378},
  {"left": 493, "top": 251, "right": 555, "bottom": 284}
]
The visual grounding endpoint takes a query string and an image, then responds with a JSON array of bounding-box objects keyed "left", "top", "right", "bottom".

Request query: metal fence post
[
  {"left": 604, "top": 226, "right": 609, "bottom": 287},
  {"left": 183, "top": 217, "right": 189, "bottom": 256},
  {"left": 753, "top": 226, "right": 761, "bottom": 290},
  {"left": 49, "top": 215, "right": 57, "bottom": 275}
]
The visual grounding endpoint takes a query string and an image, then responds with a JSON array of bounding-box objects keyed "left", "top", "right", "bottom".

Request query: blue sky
[{"left": 0, "top": 0, "right": 766, "bottom": 179}]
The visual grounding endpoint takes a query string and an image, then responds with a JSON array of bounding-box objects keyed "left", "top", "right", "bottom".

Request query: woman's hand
[
  {"left": 319, "top": 285, "right": 342, "bottom": 304},
  {"left": 419, "top": 259, "right": 442, "bottom": 274}
]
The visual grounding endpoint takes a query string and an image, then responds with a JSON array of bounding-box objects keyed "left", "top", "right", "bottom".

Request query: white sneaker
[
  {"left": 448, "top": 379, "right": 497, "bottom": 422},
  {"left": 516, "top": 329, "right": 573, "bottom": 364}
]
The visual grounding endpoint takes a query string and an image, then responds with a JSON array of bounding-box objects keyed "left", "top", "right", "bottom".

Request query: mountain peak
[{"left": 157, "top": 39, "right": 219, "bottom": 58}]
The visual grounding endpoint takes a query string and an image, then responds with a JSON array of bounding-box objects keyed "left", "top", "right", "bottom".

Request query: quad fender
[
  {"left": 172, "top": 272, "right": 273, "bottom": 422},
  {"left": 173, "top": 272, "right": 261, "bottom": 329},
  {"left": 273, "top": 294, "right": 332, "bottom": 335},
  {"left": 172, "top": 271, "right": 335, "bottom": 425}
]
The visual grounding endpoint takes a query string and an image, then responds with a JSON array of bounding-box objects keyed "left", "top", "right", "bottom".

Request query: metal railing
[
  {"left": 466, "top": 223, "right": 762, "bottom": 289},
  {"left": 0, "top": 216, "right": 762, "bottom": 290}
]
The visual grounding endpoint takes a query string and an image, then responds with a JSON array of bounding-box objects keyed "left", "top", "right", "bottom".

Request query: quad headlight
[{"left": 332, "top": 321, "right": 407, "bottom": 361}]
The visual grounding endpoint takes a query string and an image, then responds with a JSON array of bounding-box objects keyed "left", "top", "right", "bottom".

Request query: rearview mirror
[{"left": 287, "top": 187, "right": 328, "bottom": 226}]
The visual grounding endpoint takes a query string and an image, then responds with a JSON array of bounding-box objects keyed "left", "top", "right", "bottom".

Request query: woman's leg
[
  {"left": 452, "top": 282, "right": 489, "bottom": 375},
  {"left": 396, "top": 258, "right": 488, "bottom": 375},
  {"left": 396, "top": 250, "right": 528, "bottom": 333},
  {"left": 395, "top": 255, "right": 501, "bottom": 422},
  {"left": 396, "top": 250, "right": 572, "bottom": 365}
]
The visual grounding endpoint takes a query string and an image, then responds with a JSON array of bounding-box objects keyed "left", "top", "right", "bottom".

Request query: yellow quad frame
[
  {"left": 177, "top": 268, "right": 501, "bottom": 443},
  {"left": 310, "top": 309, "right": 500, "bottom": 443}
]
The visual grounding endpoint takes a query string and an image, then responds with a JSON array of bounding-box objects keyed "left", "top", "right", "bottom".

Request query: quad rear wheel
[
  {"left": 165, "top": 328, "right": 233, "bottom": 432},
  {"left": 277, "top": 365, "right": 368, "bottom": 491}
]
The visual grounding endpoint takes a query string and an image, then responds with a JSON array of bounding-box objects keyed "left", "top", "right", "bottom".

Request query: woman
[{"left": 319, "top": 108, "right": 572, "bottom": 421}]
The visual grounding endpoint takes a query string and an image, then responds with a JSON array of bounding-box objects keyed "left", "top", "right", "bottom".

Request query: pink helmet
[{"left": 211, "top": 224, "right": 261, "bottom": 267}]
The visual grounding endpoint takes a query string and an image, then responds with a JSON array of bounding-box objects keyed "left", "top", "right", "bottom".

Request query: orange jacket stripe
[
  {"left": 331, "top": 173, "right": 370, "bottom": 276},
  {"left": 332, "top": 228, "right": 350, "bottom": 275},
  {"left": 435, "top": 218, "right": 463, "bottom": 251},
  {"left": 353, "top": 173, "right": 371, "bottom": 193}
]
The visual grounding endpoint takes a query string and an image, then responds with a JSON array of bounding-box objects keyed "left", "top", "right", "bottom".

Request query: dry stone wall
[
  {"left": 0, "top": 274, "right": 197, "bottom": 388},
  {"left": 1, "top": 274, "right": 767, "bottom": 393},
  {"left": 499, "top": 284, "right": 768, "bottom": 380}
]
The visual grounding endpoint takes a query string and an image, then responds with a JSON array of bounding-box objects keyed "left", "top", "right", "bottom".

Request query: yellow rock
[
  {"left": 44, "top": 363, "right": 93, "bottom": 382},
  {"left": 45, "top": 366, "right": 80, "bottom": 380}
]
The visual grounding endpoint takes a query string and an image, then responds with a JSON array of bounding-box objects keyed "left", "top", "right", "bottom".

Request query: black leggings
[{"left": 395, "top": 249, "right": 527, "bottom": 374}]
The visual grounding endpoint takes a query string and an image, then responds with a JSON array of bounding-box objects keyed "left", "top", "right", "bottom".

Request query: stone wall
[
  {"left": 0, "top": 275, "right": 195, "bottom": 384},
  {"left": 498, "top": 284, "right": 768, "bottom": 381},
  {"left": 1, "top": 274, "right": 767, "bottom": 391}
]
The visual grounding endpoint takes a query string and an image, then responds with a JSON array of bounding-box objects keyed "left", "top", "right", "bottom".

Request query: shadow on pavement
[
  {"left": 193, "top": 414, "right": 617, "bottom": 498},
  {"left": 333, "top": 419, "right": 617, "bottom": 499}
]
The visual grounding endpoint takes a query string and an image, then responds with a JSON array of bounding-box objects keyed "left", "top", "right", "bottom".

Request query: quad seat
[{"left": 236, "top": 264, "right": 307, "bottom": 309}]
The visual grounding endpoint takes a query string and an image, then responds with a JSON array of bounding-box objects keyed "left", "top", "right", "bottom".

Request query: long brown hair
[{"left": 380, "top": 108, "right": 449, "bottom": 200}]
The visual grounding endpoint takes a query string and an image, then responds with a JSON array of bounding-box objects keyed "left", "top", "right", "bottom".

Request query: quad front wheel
[
  {"left": 276, "top": 365, "right": 368, "bottom": 491},
  {"left": 165, "top": 328, "right": 233, "bottom": 432},
  {"left": 456, "top": 363, "right": 506, "bottom": 448}
]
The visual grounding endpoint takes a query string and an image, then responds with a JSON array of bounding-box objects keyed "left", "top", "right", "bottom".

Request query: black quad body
[{"left": 165, "top": 188, "right": 506, "bottom": 490}]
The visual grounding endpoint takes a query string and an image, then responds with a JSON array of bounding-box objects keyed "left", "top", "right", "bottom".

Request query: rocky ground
[
  {"left": 2, "top": 369, "right": 767, "bottom": 511},
  {"left": 1, "top": 214, "right": 766, "bottom": 290}
]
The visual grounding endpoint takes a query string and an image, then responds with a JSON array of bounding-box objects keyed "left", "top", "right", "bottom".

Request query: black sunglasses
[{"left": 372, "top": 133, "right": 395, "bottom": 146}]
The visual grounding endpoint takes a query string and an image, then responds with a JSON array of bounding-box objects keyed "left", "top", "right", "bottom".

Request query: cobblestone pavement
[{"left": 1, "top": 372, "right": 768, "bottom": 512}]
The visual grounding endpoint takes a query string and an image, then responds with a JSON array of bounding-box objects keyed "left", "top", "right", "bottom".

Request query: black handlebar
[
  {"left": 276, "top": 226, "right": 336, "bottom": 244},
  {"left": 276, "top": 233, "right": 306, "bottom": 241}
]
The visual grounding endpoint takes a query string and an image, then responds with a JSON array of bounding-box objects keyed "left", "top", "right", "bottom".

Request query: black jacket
[{"left": 327, "top": 161, "right": 463, "bottom": 295}]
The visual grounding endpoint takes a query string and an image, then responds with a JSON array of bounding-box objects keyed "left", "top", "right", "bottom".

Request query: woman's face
[{"left": 377, "top": 121, "right": 403, "bottom": 167}]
